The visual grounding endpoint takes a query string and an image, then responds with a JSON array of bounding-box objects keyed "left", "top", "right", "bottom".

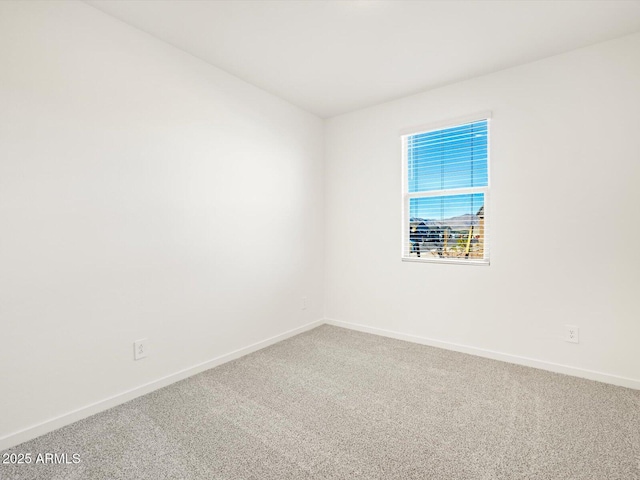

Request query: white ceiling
[{"left": 85, "top": 0, "right": 640, "bottom": 118}]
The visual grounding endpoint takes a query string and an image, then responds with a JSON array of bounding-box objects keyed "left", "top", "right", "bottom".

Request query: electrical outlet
[
  {"left": 134, "top": 339, "right": 148, "bottom": 360},
  {"left": 565, "top": 325, "right": 579, "bottom": 344},
  {"left": 302, "top": 296, "right": 308, "bottom": 310}
]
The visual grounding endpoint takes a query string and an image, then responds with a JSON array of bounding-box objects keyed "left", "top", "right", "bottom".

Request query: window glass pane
[
  {"left": 408, "top": 194, "right": 485, "bottom": 259},
  {"left": 408, "top": 120, "right": 488, "bottom": 193}
]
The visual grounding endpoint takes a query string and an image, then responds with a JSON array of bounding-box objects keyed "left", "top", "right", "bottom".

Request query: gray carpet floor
[{"left": 1, "top": 324, "right": 639, "bottom": 480}]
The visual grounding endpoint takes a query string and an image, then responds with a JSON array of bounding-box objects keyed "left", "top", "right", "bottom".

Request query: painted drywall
[
  {"left": 324, "top": 32, "right": 640, "bottom": 386},
  {"left": 0, "top": 0, "right": 324, "bottom": 447}
]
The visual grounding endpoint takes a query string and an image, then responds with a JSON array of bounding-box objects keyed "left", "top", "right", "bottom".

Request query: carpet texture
[{"left": 1, "top": 325, "right": 639, "bottom": 480}]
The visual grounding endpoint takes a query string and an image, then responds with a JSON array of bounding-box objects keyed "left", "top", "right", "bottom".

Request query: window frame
[{"left": 401, "top": 112, "right": 491, "bottom": 265}]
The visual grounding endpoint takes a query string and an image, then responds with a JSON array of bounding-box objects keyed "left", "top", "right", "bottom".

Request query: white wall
[
  {"left": 325, "top": 33, "right": 640, "bottom": 388},
  {"left": 0, "top": 1, "right": 324, "bottom": 448}
]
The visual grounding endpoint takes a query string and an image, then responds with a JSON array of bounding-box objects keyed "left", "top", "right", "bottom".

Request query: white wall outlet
[
  {"left": 565, "top": 325, "right": 579, "bottom": 344},
  {"left": 134, "top": 339, "right": 148, "bottom": 360},
  {"left": 302, "top": 296, "right": 308, "bottom": 310}
]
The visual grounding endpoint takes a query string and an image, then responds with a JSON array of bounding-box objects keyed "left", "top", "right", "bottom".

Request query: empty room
[{"left": 1, "top": 1, "right": 639, "bottom": 479}]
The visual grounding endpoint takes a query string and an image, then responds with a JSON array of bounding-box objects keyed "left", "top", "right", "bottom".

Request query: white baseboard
[
  {"left": 4, "top": 317, "right": 637, "bottom": 451},
  {"left": 325, "top": 318, "right": 640, "bottom": 391},
  {"left": 0, "top": 319, "right": 324, "bottom": 452}
]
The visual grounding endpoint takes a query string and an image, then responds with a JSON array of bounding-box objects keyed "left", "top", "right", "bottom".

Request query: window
[{"left": 402, "top": 115, "right": 490, "bottom": 264}]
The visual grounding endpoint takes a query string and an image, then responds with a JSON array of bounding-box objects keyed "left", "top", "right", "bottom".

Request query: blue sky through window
[
  {"left": 410, "top": 193, "right": 484, "bottom": 222},
  {"left": 408, "top": 120, "right": 488, "bottom": 220}
]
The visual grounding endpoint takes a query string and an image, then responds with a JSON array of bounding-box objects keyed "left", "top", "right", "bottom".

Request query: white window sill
[{"left": 401, "top": 257, "right": 490, "bottom": 266}]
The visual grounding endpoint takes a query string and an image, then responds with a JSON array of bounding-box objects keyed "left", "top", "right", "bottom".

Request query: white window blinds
[{"left": 402, "top": 117, "right": 490, "bottom": 264}]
